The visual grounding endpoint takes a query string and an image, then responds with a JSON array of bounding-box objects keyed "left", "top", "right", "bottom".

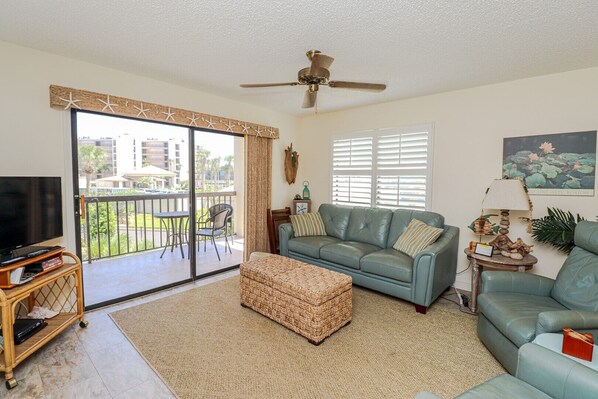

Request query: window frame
[{"left": 330, "top": 123, "right": 434, "bottom": 210}]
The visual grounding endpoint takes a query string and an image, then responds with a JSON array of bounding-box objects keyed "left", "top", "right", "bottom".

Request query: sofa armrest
[
  {"left": 536, "top": 310, "right": 598, "bottom": 335},
  {"left": 412, "top": 225, "right": 460, "bottom": 307},
  {"left": 481, "top": 271, "right": 554, "bottom": 296},
  {"left": 517, "top": 343, "right": 598, "bottom": 399},
  {"left": 278, "top": 223, "right": 294, "bottom": 256}
]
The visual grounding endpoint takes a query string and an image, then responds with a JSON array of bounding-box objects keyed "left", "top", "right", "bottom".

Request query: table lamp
[{"left": 482, "top": 179, "right": 532, "bottom": 241}]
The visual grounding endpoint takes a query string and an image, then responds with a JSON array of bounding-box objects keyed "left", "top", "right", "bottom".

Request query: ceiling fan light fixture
[{"left": 240, "top": 50, "right": 386, "bottom": 109}]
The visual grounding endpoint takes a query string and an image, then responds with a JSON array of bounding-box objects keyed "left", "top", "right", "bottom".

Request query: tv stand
[{"left": 0, "top": 250, "right": 87, "bottom": 389}]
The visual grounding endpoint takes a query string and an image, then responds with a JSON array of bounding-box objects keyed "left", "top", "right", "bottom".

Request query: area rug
[{"left": 110, "top": 277, "right": 504, "bottom": 399}]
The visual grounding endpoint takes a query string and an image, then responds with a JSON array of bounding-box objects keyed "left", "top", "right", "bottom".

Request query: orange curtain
[{"left": 244, "top": 135, "right": 272, "bottom": 260}]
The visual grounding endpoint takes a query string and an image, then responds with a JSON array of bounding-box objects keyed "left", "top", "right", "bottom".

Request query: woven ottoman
[{"left": 240, "top": 255, "right": 352, "bottom": 345}]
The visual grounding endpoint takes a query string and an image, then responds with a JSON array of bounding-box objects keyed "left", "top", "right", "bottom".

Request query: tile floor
[
  {"left": 3, "top": 269, "right": 240, "bottom": 399},
  {"left": 83, "top": 238, "right": 244, "bottom": 306}
]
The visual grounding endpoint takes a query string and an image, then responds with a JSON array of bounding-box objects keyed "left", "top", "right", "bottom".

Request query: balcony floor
[{"left": 82, "top": 237, "right": 244, "bottom": 306}]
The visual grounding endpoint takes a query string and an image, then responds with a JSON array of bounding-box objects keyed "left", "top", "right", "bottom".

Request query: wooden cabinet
[{"left": 0, "top": 250, "right": 86, "bottom": 389}]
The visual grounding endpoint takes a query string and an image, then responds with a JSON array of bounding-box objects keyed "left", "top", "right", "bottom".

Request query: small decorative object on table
[
  {"left": 292, "top": 199, "right": 311, "bottom": 214},
  {"left": 563, "top": 327, "right": 594, "bottom": 361},
  {"left": 474, "top": 243, "right": 494, "bottom": 257},
  {"left": 302, "top": 180, "right": 310, "bottom": 199},
  {"left": 499, "top": 237, "right": 534, "bottom": 260}
]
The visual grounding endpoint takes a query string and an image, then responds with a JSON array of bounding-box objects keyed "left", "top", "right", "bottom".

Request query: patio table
[{"left": 154, "top": 211, "right": 189, "bottom": 259}]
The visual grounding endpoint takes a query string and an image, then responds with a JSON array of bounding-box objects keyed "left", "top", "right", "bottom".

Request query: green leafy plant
[{"left": 531, "top": 207, "right": 585, "bottom": 254}]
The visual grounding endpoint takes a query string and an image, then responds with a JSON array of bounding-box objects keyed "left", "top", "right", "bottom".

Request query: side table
[{"left": 465, "top": 248, "right": 537, "bottom": 313}]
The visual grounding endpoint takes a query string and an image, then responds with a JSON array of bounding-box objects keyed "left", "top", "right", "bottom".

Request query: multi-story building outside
[
  {"left": 78, "top": 137, "right": 116, "bottom": 179},
  {"left": 78, "top": 135, "right": 188, "bottom": 188}
]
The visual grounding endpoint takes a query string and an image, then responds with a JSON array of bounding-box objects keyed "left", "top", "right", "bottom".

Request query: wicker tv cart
[
  {"left": 240, "top": 255, "right": 352, "bottom": 345},
  {"left": 0, "top": 250, "right": 87, "bottom": 389}
]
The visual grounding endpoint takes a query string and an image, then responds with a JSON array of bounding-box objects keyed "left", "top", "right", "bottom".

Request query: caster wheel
[
  {"left": 79, "top": 320, "right": 89, "bottom": 328},
  {"left": 6, "top": 378, "right": 17, "bottom": 390}
]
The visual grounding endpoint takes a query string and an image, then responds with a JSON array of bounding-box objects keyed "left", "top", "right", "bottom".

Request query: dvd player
[{"left": 0, "top": 319, "right": 48, "bottom": 344}]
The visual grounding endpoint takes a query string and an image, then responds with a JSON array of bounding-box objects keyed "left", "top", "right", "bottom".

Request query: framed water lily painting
[{"left": 502, "top": 131, "right": 597, "bottom": 196}]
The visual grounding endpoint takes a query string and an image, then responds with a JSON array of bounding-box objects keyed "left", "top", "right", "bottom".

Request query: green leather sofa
[
  {"left": 416, "top": 343, "right": 598, "bottom": 399},
  {"left": 279, "top": 204, "right": 459, "bottom": 313},
  {"left": 477, "top": 220, "right": 598, "bottom": 374}
]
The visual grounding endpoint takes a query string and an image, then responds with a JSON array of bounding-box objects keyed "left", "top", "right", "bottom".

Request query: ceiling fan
[{"left": 240, "top": 50, "right": 386, "bottom": 109}]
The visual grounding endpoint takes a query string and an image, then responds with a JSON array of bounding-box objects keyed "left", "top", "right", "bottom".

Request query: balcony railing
[{"left": 81, "top": 191, "right": 236, "bottom": 263}]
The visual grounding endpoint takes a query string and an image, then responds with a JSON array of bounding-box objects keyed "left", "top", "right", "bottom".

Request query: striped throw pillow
[
  {"left": 393, "top": 219, "right": 443, "bottom": 258},
  {"left": 290, "top": 212, "right": 327, "bottom": 237}
]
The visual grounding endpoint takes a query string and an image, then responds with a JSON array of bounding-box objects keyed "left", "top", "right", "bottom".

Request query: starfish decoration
[
  {"left": 134, "top": 103, "right": 150, "bottom": 118},
  {"left": 255, "top": 126, "right": 264, "bottom": 137},
  {"left": 98, "top": 95, "right": 117, "bottom": 113},
  {"left": 58, "top": 92, "right": 81, "bottom": 110},
  {"left": 221, "top": 119, "right": 235, "bottom": 132},
  {"left": 187, "top": 113, "right": 199, "bottom": 127},
  {"left": 268, "top": 127, "right": 276, "bottom": 138},
  {"left": 203, "top": 116, "right": 216, "bottom": 129},
  {"left": 239, "top": 122, "right": 251, "bottom": 134},
  {"left": 162, "top": 107, "right": 175, "bottom": 122}
]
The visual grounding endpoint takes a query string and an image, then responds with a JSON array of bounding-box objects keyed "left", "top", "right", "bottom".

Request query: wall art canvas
[{"left": 503, "top": 130, "right": 597, "bottom": 196}]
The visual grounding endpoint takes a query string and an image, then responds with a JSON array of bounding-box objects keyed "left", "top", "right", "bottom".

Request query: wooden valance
[{"left": 49, "top": 85, "right": 279, "bottom": 139}]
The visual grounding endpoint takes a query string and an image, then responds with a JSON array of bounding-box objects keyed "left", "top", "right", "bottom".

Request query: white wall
[
  {"left": 0, "top": 41, "right": 299, "bottom": 251},
  {"left": 298, "top": 67, "right": 598, "bottom": 290}
]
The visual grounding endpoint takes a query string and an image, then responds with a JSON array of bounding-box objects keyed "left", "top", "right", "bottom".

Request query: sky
[{"left": 76, "top": 112, "right": 235, "bottom": 159}]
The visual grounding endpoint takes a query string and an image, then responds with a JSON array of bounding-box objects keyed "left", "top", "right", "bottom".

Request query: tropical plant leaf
[{"left": 531, "top": 207, "right": 585, "bottom": 254}]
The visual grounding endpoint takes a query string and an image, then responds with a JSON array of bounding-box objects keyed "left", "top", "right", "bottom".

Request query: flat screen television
[{"left": 0, "top": 177, "right": 63, "bottom": 258}]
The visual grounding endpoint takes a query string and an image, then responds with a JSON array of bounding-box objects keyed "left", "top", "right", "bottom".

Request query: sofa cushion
[
  {"left": 318, "top": 204, "right": 352, "bottom": 240},
  {"left": 320, "top": 241, "right": 380, "bottom": 269},
  {"left": 551, "top": 246, "right": 598, "bottom": 312},
  {"left": 289, "top": 212, "right": 326, "bottom": 237},
  {"left": 346, "top": 207, "right": 392, "bottom": 248},
  {"left": 387, "top": 209, "right": 445, "bottom": 248},
  {"left": 360, "top": 249, "right": 413, "bottom": 283},
  {"left": 456, "top": 374, "right": 551, "bottom": 399},
  {"left": 393, "top": 219, "right": 443, "bottom": 258},
  {"left": 288, "top": 236, "right": 341, "bottom": 259},
  {"left": 478, "top": 292, "right": 566, "bottom": 347}
]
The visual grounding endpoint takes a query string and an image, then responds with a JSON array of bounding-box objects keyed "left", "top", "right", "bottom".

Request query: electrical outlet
[{"left": 462, "top": 295, "right": 469, "bottom": 308}]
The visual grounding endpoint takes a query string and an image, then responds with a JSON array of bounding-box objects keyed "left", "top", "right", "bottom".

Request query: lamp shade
[{"left": 482, "top": 179, "right": 530, "bottom": 211}]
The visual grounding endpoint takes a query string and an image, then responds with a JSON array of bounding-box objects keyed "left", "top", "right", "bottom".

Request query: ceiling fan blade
[
  {"left": 240, "top": 82, "right": 298, "bottom": 88},
  {"left": 312, "top": 53, "right": 334, "bottom": 70},
  {"left": 302, "top": 89, "right": 317, "bottom": 109},
  {"left": 328, "top": 81, "right": 386, "bottom": 91}
]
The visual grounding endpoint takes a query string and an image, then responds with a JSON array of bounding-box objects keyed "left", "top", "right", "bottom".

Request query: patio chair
[
  {"left": 196, "top": 208, "right": 232, "bottom": 261},
  {"left": 198, "top": 203, "right": 234, "bottom": 244}
]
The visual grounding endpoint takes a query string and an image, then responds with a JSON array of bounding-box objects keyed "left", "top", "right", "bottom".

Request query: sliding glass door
[{"left": 192, "top": 130, "right": 244, "bottom": 276}]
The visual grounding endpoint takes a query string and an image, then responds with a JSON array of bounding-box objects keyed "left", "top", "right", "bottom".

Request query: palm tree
[
  {"left": 223, "top": 155, "right": 234, "bottom": 187},
  {"left": 79, "top": 145, "right": 107, "bottom": 193},
  {"left": 209, "top": 157, "right": 221, "bottom": 190},
  {"left": 195, "top": 147, "right": 210, "bottom": 190}
]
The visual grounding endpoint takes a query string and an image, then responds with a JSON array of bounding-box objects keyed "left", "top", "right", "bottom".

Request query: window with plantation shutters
[{"left": 331, "top": 125, "right": 433, "bottom": 210}]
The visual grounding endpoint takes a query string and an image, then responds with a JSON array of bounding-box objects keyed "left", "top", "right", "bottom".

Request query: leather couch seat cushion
[
  {"left": 320, "top": 241, "right": 380, "bottom": 269},
  {"left": 360, "top": 249, "right": 413, "bottom": 283},
  {"left": 478, "top": 292, "right": 566, "bottom": 347},
  {"left": 288, "top": 236, "right": 341, "bottom": 259},
  {"left": 456, "top": 374, "right": 551, "bottom": 399}
]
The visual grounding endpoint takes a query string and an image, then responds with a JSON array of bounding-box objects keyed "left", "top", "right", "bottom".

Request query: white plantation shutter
[
  {"left": 331, "top": 125, "right": 433, "bottom": 210},
  {"left": 331, "top": 137, "right": 373, "bottom": 206}
]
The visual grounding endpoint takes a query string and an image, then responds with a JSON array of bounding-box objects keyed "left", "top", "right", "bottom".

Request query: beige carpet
[{"left": 110, "top": 277, "right": 504, "bottom": 399}]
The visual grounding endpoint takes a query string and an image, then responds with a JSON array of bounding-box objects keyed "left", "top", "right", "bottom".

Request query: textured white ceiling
[{"left": 1, "top": 1, "right": 598, "bottom": 115}]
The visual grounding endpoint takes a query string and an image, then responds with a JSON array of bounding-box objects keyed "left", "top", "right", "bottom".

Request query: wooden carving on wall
[{"left": 284, "top": 143, "right": 299, "bottom": 184}]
